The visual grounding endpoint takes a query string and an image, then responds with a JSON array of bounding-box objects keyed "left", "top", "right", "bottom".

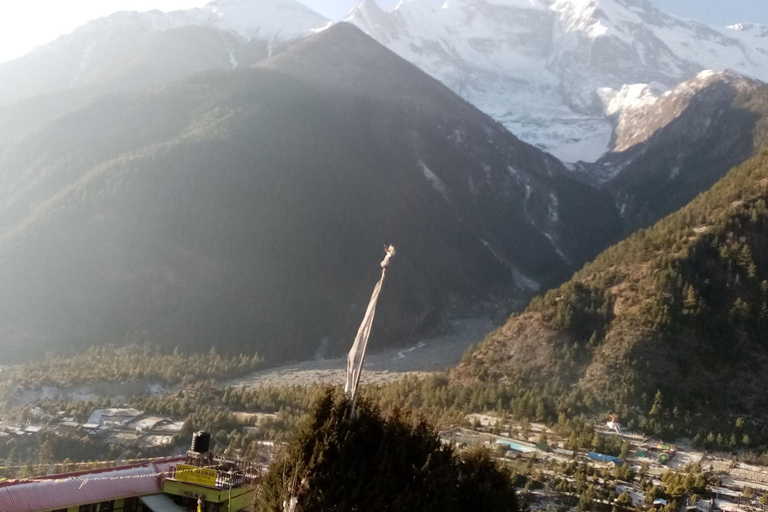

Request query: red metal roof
[{"left": 0, "top": 458, "right": 184, "bottom": 512}]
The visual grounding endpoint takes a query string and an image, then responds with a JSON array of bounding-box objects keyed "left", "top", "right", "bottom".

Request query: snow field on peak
[
  {"left": 598, "top": 82, "right": 668, "bottom": 117},
  {"left": 348, "top": 0, "right": 768, "bottom": 164},
  {"left": 15, "top": 0, "right": 768, "bottom": 168},
  {"left": 46, "top": 0, "right": 329, "bottom": 54},
  {"left": 203, "top": 0, "right": 329, "bottom": 42}
]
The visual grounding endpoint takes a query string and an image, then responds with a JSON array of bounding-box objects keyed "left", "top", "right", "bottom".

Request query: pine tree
[
  {"left": 729, "top": 297, "right": 750, "bottom": 323},
  {"left": 683, "top": 286, "right": 701, "bottom": 316},
  {"left": 258, "top": 389, "right": 518, "bottom": 512},
  {"left": 650, "top": 391, "right": 663, "bottom": 417},
  {"left": 37, "top": 440, "right": 54, "bottom": 465}
]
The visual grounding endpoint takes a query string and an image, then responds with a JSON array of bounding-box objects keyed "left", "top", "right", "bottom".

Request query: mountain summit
[
  {"left": 4, "top": 0, "right": 768, "bottom": 169},
  {"left": 0, "top": 0, "right": 329, "bottom": 107},
  {"left": 347, "top": 0, "right": 768, "bottom": 162},
  {"left": 600, "top": 70, "right": 768, "bottom": 229}
]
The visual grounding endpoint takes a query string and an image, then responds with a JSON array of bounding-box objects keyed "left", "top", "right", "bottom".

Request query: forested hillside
[
  {"left": 455, "top": 147, "right": 768, "bottom": 444},
  {"left": 0, "top": 24, "right": 620, "bottom": 363}
]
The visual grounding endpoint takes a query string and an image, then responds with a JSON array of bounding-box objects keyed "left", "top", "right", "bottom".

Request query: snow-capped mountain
[
  {"left": 181, "top": 0, "right": 331, "bottom": 41},
  {"left": 47, "top": 0, "right": 328, "bottom": 45},
  {"left": 0, "top": 0, "right": 329, "bottom": 107},
  {"left": 6, "top": 0, "right": 767, "bottom": 166},
  {"left": 601, "top": 70, "right": 768, "bottom": 228},
  {"left": 347, "top": 0, "right": 768, "bottom": 162}
]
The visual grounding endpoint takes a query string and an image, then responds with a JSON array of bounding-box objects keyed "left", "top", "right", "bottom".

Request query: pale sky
[{"left": 2, "top": 0, "right": 768, "bottom": 64}]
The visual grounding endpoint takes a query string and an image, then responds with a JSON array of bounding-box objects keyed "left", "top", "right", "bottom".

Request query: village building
[{"left": 0, "top": 433, "right": 258, "bottom": 512}]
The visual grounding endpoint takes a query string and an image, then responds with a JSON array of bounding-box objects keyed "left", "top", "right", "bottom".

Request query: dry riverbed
[
  {"left": 2, "top": 319, "right": 494, "bottom": 405},
  {"left": 224, "top": 318, "right": 493, "bottom": 388}
]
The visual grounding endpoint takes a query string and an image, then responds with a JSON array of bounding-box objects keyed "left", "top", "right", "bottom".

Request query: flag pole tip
[{"left": 381, "top": 245, "right": 396, "bottom": 268}]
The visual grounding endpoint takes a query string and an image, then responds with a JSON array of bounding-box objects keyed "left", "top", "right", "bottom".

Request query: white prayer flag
[{"left": 344, "top": 246, "right": 395, "bottom": 405}]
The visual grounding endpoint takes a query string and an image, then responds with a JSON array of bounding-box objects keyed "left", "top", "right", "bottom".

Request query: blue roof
[
  {"left": 495, "top": 440, "right": 536, "bottom": 453},
  {"left": 588, "top": 452, "right": 625, "bottom": 465}
]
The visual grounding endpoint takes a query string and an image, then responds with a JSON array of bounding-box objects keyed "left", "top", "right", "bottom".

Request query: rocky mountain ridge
[
  {"left": 347, "top": 0, "right": 768, "bottom": 163},
  {"left": 602, "top": 70, "right": 768, "bottom": 229},
  {"left": 3, "top": 0, "right": 768, "bottom": 169},
  {"left": 0, "top": 0, "right": 329, "bottom": 108}
]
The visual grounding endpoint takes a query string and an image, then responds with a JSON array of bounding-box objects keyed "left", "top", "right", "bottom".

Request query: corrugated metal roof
[{"left": 0, "top": 458, "right": 183, "bottom": 512}]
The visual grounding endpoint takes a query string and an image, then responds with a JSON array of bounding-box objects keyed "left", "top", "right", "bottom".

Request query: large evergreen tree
[{"left": 257, "top": 389, "right": 518, "bottom": 512}]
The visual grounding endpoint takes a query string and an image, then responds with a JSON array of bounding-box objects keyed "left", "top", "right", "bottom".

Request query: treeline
[
  {"left": 6, "top": 376, "right": 768, "bottom": 476},
  {"left": 133, "top": 379, "right": 654, "bottom": 456},
  {"left": 458, "top": 149, "right": 768, "bottom": 448},
  {"left": 137, "top": 376, "right": 768, "bottom": 452},
  {"left": 4, "top": 345, "right": 261, "bottom": 386},
  {"left": 527, "top": 147, "right": 768, "bottom": 337},
  {"left": 6, "top": 371, "right": 768, "bottom": 476},
  {"left": 515, "top": 458, "right": 716, "bottom": 512},
  {"left": 368, "top": 373, "right": 768, "bottom": 453}
]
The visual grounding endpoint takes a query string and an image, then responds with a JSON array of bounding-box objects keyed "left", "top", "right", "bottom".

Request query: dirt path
[{"left": 224, "top": 318, "right": 493, "bottom": 389}]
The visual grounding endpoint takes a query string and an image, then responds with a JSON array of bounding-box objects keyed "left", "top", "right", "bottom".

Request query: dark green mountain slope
[
  {"left": 455, "top": 147, "right": 768, "bottom": 442},
  {"left": 0, "top": 24, "right": 620, "bottom": 363}
]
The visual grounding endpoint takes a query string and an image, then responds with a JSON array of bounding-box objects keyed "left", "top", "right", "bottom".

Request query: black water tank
[{"left": 191, "top": 431, "right": 211, "bottom": 453}]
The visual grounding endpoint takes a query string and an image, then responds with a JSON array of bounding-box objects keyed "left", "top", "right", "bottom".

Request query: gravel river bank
[{"left": 224, "top": 318, "right": 494, "bottom": 388}]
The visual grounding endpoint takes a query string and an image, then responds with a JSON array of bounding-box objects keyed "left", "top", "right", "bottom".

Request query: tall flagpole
[{"left": 345, "top": 245, "right": 396, "bottom": 418}]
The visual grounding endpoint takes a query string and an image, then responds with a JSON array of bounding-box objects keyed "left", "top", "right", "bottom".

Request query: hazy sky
[{"left": 2, "top": 0, "right": 768, "bottom": 64}]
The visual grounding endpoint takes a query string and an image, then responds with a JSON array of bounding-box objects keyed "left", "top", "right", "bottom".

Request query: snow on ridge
[
  {"left": 311, "top": 21, "right": 335, "bottom": 34},
  {"left": 513, "top": 268, "right": 541, "bottom": 291},
  {"left": 518, "top": 178, "right": 570, "bottom": 262},
  {"left": 548, "top": 193, "right": 559, "bottom": 222},
  {"left": 692, "top": 68, "right": 765, "bottom": 86},
  {"left": 599, "top": 68, "right": 764, "bottom": 161},
  {"left": 543, "top": 232, "right": 570, "bottom": 263},
  {"left": 419, "top": 161, "right": 449, "bottom": 200},
  {"left": 348, "top": 0, "right": 768, "bottom": 164},
  {"left": 201, "top": 0, "right": 329, "bottom": 42},
  {"left": 598, "top": 82, "right": 668, "bottom": 117},
  {"left": 727, "top": 23, "right": 768, "bottom": 37},
  {"left": 14, "top": 0, "right": 768, "bottom": 168},
  {"left": 695, "top": 69, "right": 718, "bottom": 80},
  {"left": 480, "top": 238, "right": 541, "bottom": 291},
  {"left": 39, "top": 0, "right": 329, "bottom": 56},
  {"left": 462, "top": 0, "right": 550, "bottom": 11}
]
